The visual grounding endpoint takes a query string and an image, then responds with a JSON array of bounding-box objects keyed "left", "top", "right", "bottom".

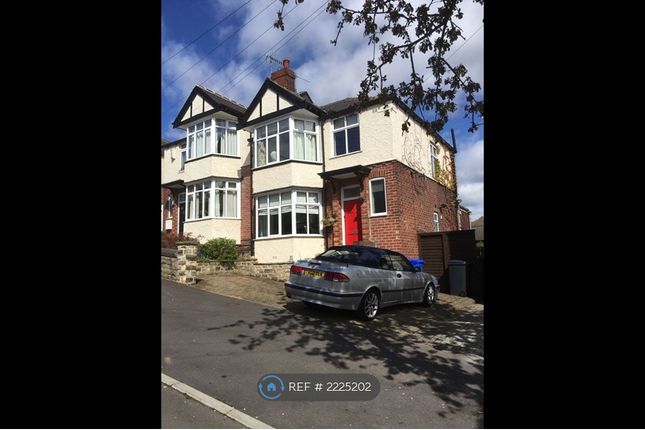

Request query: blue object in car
[{"left": 408, "top": 258, "right": 425, "bottom": 271}]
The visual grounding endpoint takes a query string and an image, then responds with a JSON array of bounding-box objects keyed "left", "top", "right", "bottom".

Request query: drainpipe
[
  {"left": 320, "top": 118, "right": 328, "bottom": 249},
  {"left": 248, "top": 134, "right": 255, "bottom": 256}
]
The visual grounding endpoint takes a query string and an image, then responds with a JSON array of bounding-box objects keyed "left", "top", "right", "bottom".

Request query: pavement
[
  {"left": 162, "top": 383, "right": 244, "bottom": 429},
  {"left": 162, "top": 275, "right": 483, "bottom": 428}
]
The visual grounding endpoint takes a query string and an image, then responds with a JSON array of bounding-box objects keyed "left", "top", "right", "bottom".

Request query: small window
[
  {"left": 430, "top": 144, "right": 439, "bottom": 179},
  {"left": 369, "top": 178, "right": 387, "bottom": 216},
  {"left": 433, "top": 212, "right": 440, "bottom": 232},
  {"left": 180, "top": 144, "right": 187, "bottom": 170},
  {"left": 333, "top": 114, "right": 360, "bottom": 156}
]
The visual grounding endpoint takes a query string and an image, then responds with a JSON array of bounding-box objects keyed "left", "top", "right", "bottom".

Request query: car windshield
[{"left": 317, "top": 249, "right": 360, "bottom": 261}]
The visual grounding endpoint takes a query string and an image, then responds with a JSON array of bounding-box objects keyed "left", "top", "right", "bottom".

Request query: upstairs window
[
  {"left": 187, "top": 120, "right": 211, "bottom": 159},
  {"left": 433, "top": 212, "right": 440, "bottom": 232},
  {"left": 186, "top": 118, "right": 238, "bottom": 161},
  {"left": 180, "top": 144, "right": 187, "bottom": 170},
  {"left": 293, "top": 119, "right": 318, "bottom": 161},
  {"left": 255, "top": 119, "right": 290, "bottom": 167},
  {"left": 430, "top": 144, "right": 439, "bottom": 178},
  {"left": 215, "top": 119, "right": 238, "bottom": 156},
  {"left": 333, "top": 114, "right": 360, "bottom": 156}
]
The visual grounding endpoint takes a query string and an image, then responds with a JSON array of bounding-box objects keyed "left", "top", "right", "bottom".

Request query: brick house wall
[
  {"left": 323, "top": 160, "right": 459, "bottom": 259},
  {"left": 459, "top": 209, "right": 471, "bottom": 230},
  {"left": 161, "top": 187, "right": 181, "bottom": 236}
]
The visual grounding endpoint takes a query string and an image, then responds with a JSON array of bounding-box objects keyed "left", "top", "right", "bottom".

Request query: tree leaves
[{"left": 275, "top": 0, "right": 484, "bottom": 134}]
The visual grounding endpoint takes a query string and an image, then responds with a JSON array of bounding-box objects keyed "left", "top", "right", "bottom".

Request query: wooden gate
[{"left": 418, "top": 230, "right": 481, "bottom": 302}]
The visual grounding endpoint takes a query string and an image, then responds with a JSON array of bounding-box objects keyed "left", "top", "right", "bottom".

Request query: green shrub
[{"left": 198, "top": 238, "right": 238, "bottom": 265}]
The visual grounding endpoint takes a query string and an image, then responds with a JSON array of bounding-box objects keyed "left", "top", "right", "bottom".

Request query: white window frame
[
  {"left": 185, "top": 179, "right": 241, "bottom": 221},
  {"left": 186, "top": 118, "right": 239, "bottom": 162},
  {"left": 254, "top": 116, "right": 321, "bottom": 168},
  {"left": 213, "top": 119, "right": 239, "bottom": 156},
  {"left": 369, "top": 178, "right": 388, "bottom": 217},
  {"left": 255, "top": 189, "right": 322, "bottom": 238},
  {"left": 212, "top": 180, "right": 241, "bottom": 219},
  {"left": 332, "top": 114, "right": 360, "bottom": 157},
  {"left": 166, "top": 195, "right": 174, "bottom": 219},
  {"left": 430, "top": 144, "right": 439, "bottom": 179},
  {"left": 180, "top": 144, "right": 187, "bottom": 171},
  {"left": 433, "top": 212, "right": 440, "bottom": 232}
]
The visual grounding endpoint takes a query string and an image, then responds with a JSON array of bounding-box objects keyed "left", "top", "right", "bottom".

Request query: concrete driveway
[{"left": 162, "top": 276, "right": 483, "bottom": 428}]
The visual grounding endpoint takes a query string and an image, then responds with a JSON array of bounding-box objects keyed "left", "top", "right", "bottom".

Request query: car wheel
[
  {"left": 358, "top": 290, "right": 380, "bottom": 320},
  {"left": 422, "top": 284, "right": 436, "bottom": 307}
]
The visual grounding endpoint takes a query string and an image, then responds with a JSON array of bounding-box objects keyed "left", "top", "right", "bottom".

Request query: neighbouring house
[
  {"left": 471, "top": 215, "right": 484, "bottom": 242},
  {"left": 161, "top": 58, "right": 471, "bottom": 263}
]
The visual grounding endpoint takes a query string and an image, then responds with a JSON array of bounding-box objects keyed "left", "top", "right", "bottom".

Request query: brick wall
[
  {"left": 161, "top": 242, "right": 291, "bottom": 284},
  {"left": 161, "top": 187, "right": 181, "bottom": 236},
  {"left": 323, "top": 160, "right": 459, "bottom": 259}
]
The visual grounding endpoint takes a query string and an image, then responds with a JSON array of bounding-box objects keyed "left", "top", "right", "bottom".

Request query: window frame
[
  {"left": 369, "top": 177, "right": 388, "bottom": 217},
  {"left": 253, "top": 115, "right": 321, "bottom": 168},
  {"left": 255, "top": 189, "right": 322, "bottom": 239},
  {"left": 433, "top": 212, "right": 440, "bottom": 232},
  {"left": 184, "top": 179, "right": 241, "bottom": 221},
  {"left": 180, "top": 144, "right": 187, "bottom": 171},
  {"left": 185, "top": 117, "right": 239, "bottom": 162},
  {"left": 332, "top": 113, "right": 360, "bottom": 157}
]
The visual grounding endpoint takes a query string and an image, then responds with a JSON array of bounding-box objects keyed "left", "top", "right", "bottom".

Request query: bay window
[
  {"left": 256, "top": 190, "right": 321, "bottom": 237},
  {"left": 293, "top": 119, "right": 318, "bottom": 161},
  {"left": 185, "top": 179, "right": 239, "bottom": 221},
  {"left": 254, "top": 117, "right": 319, "bottom": 167},
  {"left": 333, "top": 114, "right": 360, "bottom": 156},
  {"left": 186, "top": 118, "right": 238, "bottom": 161}
]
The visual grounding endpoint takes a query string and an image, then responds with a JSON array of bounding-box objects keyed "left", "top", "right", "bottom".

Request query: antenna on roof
[{"left": 265, "top": 53, "right": 281, "bottom": 73}]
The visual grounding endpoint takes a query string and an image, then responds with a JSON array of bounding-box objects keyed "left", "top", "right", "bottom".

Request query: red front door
[{"left": 343, "top": 199, "right": 362, "bottom": 245}]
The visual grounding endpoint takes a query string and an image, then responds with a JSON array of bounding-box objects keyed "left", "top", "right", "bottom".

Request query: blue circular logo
[{"left": 258, "top": 374, "right": 285, "bottom": 400}]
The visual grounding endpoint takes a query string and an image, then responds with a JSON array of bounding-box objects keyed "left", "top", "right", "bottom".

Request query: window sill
[
  {"left": 184, "top": 217, "right": 241, "bottom": 223},
  {"left": 369, "top": 213, "right": 388, "bottom": 218},
  {"left": 254, "top": 234, "right": 324, "bottom": 241},
  {"left": 329, "top": 150, "right": 362, "bottom": 160},
  {"left": 253, "top": 159, "right": 323, "bottom": 171},
  {"left": 185, "top": 153, "right": 241, "bottom": 164}
]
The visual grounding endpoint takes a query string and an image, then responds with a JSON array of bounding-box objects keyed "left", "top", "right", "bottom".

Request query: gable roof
[
  {"left": 172, "top": 85, "right": 246, "bottom": 128},
  {"left": 237, "top": 78, "right": 325, "bottom": 128}
]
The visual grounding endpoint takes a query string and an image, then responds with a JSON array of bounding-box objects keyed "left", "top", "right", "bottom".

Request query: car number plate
[{"left": 303, "top": 269, "right": 324, "bottom": 278}]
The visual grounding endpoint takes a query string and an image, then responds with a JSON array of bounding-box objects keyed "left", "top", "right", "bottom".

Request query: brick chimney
[{"left": 270, "top": 59, "right": 296, "bottom": 92}]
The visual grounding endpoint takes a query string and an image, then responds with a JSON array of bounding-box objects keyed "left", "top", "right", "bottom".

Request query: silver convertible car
[{"left": 284, "top": 245, "right": 439, "bottom": 320}]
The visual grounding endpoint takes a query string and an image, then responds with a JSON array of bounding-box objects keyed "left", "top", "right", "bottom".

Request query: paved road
[
  {"left": 162, "top": 383, "right": 244, "bottom": 428},
  {"left": 162, "top": 279, "right": 483, "bottom": 428}
]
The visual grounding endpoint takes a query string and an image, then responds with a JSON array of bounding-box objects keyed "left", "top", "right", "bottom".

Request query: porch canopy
[
  {"left": 161, "top": 179, "right": 185, "bottom": 191},
  {"left": 318, "top": 165, "right": 372, "bottom": 193}
]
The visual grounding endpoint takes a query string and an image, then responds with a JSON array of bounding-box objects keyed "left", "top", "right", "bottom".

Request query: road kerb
[{"left": 162, "top": 373, "right": 274, "bottom": 429}]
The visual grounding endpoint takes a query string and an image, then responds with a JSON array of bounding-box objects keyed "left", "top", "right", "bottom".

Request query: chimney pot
[{"left": 283, "top": 59, "right": 290, "bottom": 69}]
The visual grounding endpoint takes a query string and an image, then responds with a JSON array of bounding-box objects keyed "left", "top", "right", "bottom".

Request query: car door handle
[{"left": 396, "top": 273, "right": 402, "bottom": 278}]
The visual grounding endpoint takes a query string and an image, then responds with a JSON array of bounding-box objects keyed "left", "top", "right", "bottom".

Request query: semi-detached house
[{"left": 161, "top": 59, "right": 471, "bottom": 263}]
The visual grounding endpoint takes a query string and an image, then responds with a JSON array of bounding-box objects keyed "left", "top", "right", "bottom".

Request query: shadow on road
[{"left": 207, "top": 298, "right": 483, "bottom": 425}]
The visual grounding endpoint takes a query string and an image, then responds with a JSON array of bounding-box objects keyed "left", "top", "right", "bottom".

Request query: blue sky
[{"left": 161, "top": 0, "right": 483, "bottom": 220}]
